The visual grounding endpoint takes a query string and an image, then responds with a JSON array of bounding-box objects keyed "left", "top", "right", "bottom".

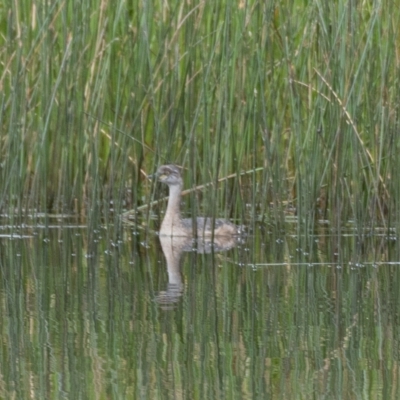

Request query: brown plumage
[{"left": 151, "top": 164, "right": 243, "bottom": 237}]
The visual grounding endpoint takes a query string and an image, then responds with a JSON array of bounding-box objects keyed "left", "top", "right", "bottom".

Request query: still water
[{"left": 0, "top": 221, "right": 399, "bottom": 399}]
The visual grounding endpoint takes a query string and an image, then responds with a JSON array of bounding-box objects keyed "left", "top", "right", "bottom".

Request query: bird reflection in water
[{"left": 155, "top": 234, "right": 243, "bottom": 309}]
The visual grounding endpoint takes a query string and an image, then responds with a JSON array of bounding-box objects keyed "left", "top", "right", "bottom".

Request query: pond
[{"left": 0, "top": 220, "right": 399, "bottom": 399}]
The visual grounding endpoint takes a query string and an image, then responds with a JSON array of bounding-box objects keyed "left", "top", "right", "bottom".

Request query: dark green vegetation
[
  {"left": 2, "top": 0, "right": 399, "bottom": 229},
  {"left": 2, "top": 2, "right": 400, "bottom": 398}
]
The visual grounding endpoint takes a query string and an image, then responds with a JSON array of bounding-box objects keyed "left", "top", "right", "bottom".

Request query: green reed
[{"left": 0, "top": 0, "right": 399, "bottom": 229}]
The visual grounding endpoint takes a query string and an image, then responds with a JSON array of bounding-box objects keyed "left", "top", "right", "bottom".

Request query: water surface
[{"left": 0, "top": 222, "right": 399, "bottom": 399}]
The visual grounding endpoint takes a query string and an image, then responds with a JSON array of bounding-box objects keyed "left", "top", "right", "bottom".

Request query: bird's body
[{"left": 152, "top": 164, "right": 242, "bottom": 237}]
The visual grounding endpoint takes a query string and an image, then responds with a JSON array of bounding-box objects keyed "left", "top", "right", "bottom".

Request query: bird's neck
[{"left": 165, "top": 184, "right": 183, "bottom": 220}]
